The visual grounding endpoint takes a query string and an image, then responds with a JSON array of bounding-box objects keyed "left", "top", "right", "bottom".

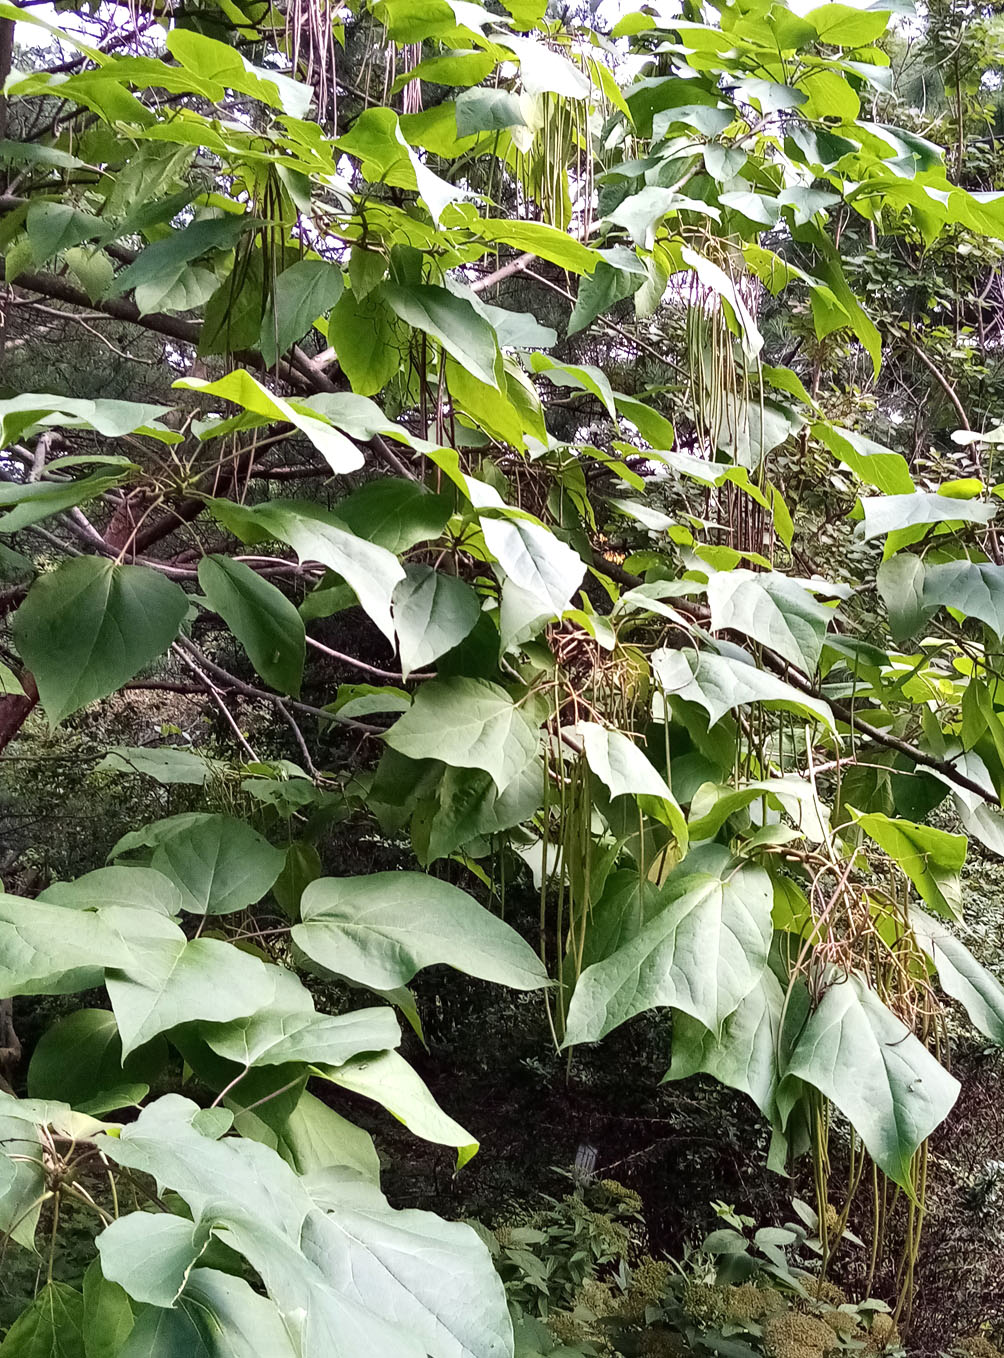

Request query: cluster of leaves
[
  {"left": 5, "top": 0, "right": 1004, "bottom": 1349},
  {"left": 493, "top": 1189, "right": 902, "bottom": 1358}
]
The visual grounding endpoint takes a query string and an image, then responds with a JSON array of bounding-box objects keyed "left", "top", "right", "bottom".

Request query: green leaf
[
  {"left": 473, "top": 218, "right": 599, "bottom": 275},
  {"left": 563, "top": 850, "right": 773, "bottom": 1045},
  {"left": 198, "top": 556, "right": 305, "bottom": 695},
  {"left": 26, "top": 200, "right": 101, "bottom": 266},
  {"left": 272, "top": 841, "right": 322, "bottom": 921},
  {"left": 167, "top": 29, "right": 312, "bottom": 117},
  {"left": 110, "top": 214, "right": 249, "bottom": 310},
  {"left": 392, "top": 565, "right": 481, "bottom": 677},
  {"left": 98, "top": 1213, "right": 212, "bottom": 1307},
  {"left": 455, "top": 87, "right": 525, "bottom": 136},
  {"left": 118, "top": 1270, "right": 297, "bottom": 1358},
  {"left": 64, "top": 246, "right": 115, "bottom": 303},
  {"left": 13, "top": 559, "right": 188, "bottom": 724},
  {"left": 922, "top": 559, "right": 1004, "bottom": 636},
  {"left": 911, "top": 907, "right": 1004, "bottom": 1046},
  {"left": 577, "top": 722, "right": 672, "bottom": 802},
  {"left": 861, "top": 491, "right": 996, "bottom": 551},
  {"left": 294, "top": 870, "right": 549, "bottom": 991},
  {"left": 421, "top": 764, "right": 543, "bottom": 864},
  {"left": 686, "top": 777, "right": 830, "bottom": 844},
  {"left": 706, "top": 569, "right": 833, "bottom": 671},
  {"left": 107, "top": 928, "right": 275, "bottom": 1055},
  {"left": 200, "top": 965, "right": 400, "bottom": 1066},
  {"left": 665, "top": 966, "right": 786, "bottom": 1119},
  {"left": 269, "top": 1089, "right": 381, "bottom": 1181},
  {"left": 0, "top": 392, "right": 175, "bottom": 446},
  {"left": 381, "top": 282, "right": 500, "bottom": 388},
  {"left": 247, "top": 502, "right": 405, "bottom": 644},
  {"left": 146, "top": 813, "right": 286, "bottom": 916},
  {"left": 334, "top": 480, "right": 452, "bottom": 554},
  {"left": 0, "top": 893, "right": 135, "bottom": 997},
  {"left": 783, "top": 973, "right": 958, "bottom": 1191},
  {"left": 0, "top": 473, "right": 125, "bottom": 534},
  {"left": 177, "top": 370, "right": 365, "bottom": 475},
  {"left": 876, "top": 553, "right": 929, "bottom": 643},
  {"left": 95, "top": 746, "right": 219, "bottom": 786},
  {"left": 652, "top": 648, "right": 835, "bottom": 731},
  {"left": 260, "top": 259, "right": 344, "bottom": 366},
  {"left": 321, "top": 1050, "right": 479, "bottom": 1164},
  {"left": 82, "top": 1261, "right": 134, "bottom": 1358},
  {"left": 0, "top": 1282, "right": 86, "bottom": 1357},
  {"left": 0, "top": 1100, "right": 44, "bottom": 1251},
  {"left": 385, "top": 678, "right": 540, "bottom": 792},
  {"left": 852, "top": 810, "right": 966, "bottom": 921},
  {"left": 326, "top": 289, "right": 403, "bottom": 396},
  {"left": 806, "top": 2, "right": 890, "bottom": 45},
  {"left": 27, "top": 1009, "right": 166, "bottom": 1115},
  {"left": 481, "top": 513, "right": 585, "bottom": 637},
  {"left": 568, "top": 261, "right": 644, "bottom": 337},
  {"left": 97, "top": 1094, "right": 506, "bottom": 1354},
  {"left": 39, "top": 865, "right": 183, "bottom": 915}
]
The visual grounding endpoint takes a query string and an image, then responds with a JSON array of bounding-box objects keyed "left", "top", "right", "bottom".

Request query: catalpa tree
[{"left": 0, "top": 0, "right": 1003, "bottom": 1349}]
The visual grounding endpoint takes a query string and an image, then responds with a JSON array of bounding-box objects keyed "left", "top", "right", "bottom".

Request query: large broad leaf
[
  {"left": 200, "top": 965, "right": 401, "bottom": 1067},
  {"left": 578, "top": 721, "right": 673, "bottom": 801},
  {"left": 98, "top": 1213, "right": 212, "bottom": 1308},
  {"left": 82, "top": 1260, "right": 135, "bottom": 1358},
  {"left": 910, "top": 907, "right": 1004, "bottom": 1046},
  {"left": 0, "top": 1098, "right": 45, "bottom": 1251},
  {"left": 852, "top": 810, "right": 966, "bottom": 921},
  {"left": 106, "top": 927, "right": 275, "bottom": 1056},
  {"left": 783, "top": 973, "right": 959, "bottom": 1191},
  {"left": 652, "top": 648, "right": 835, "bottom": 731},
  {"left": 577, "top": 722, "right": 687, "bottom": 849},
  {"left": 0, "top": 893, "right": 134, "bottom": 997},
  {"left": 94, "top": 746, "right": 220, "bottom": 786},
  {"left": 39, "top": 865, "right": 183, "bottom": 916},
  {"left": 706, "top": 569, "right": 833, "bottom": 671},
  {"left": 248, "top": 502, "right": 405, "bottom": 645},
  {"left": 385, "top": 678, "right": 541, "bottom": 792},
  {"left": 665, "top": 966, "right": 786, "bottom": 1118},
  {"left": 686, "top": 777, "right": 831, "bottom": 844},
  {"left": 141, "top": 814, "right": 286, "bottom": 916},
  {"left": 198, "top": 556, "right": 305, "bottom": 695},
  {"left": 177, "top": 371, "right": 364, "bottom": 475},
  {"left": 392, "top": 565, "right": 481, "bottom": 678},
  {"left": 110, "top": 215, "right": 248, "bottom": 306},
  {"left": 267, "top": 1089, "right": 381, "bottom": 1181},
  {"left": 922, "top": 559, "right": 1004, "bottom": 637},
  {"left": 814, "top": 423, "right": 914, "bottom": 495},
  {"left": 334, "top": 479, "right": 452, "bottom": 553},
  {"left": 563, "top": 850, "right": 773, "bottom": 1045},
  {"left": 481, "top": 515, "right": 585, "bottom": 636},
  {"left": 0, "top": 473, "right": 126, "bottom": 534},
  {"left": 875, "top": 553, "right": 930, "bottom": 642},
  {"left": 293, "top": 871, "right": 550, "bottom": 991},
  {"left": 422, "top": 763, "right": 544, "bottom": 864},
  {"left": 27, "top": 1009, "right": 166, "bottom": 1115},
  {"left": 0, "top": 393, "right": 175, "bottom": 447},
  {"left": 860, "top": 492, "right": 996, "bottom": 546},
  {"left": 0, "top": 1282, "right": 86, "bottom": 1356},
  {"left": 96, "top": 1096, "right": 509, "bottom": 1358},
  {"left": 321, "top": 1050, "right": 479, "bottom": 1165},
  {"left": 326, "top": 288, "right": 403, "bottom": 397},
  {"left": 381, "top": 283, "right": 499, "bottom": 388},
  {"left": 260, "top": 259, "right": 344, "bottom": 366},
  {"left": 13, "top": 559, "right": 189, "bottom": 724},
  {"left": 119, "top": 1270, "right": 297, "bottom": 1358}
]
